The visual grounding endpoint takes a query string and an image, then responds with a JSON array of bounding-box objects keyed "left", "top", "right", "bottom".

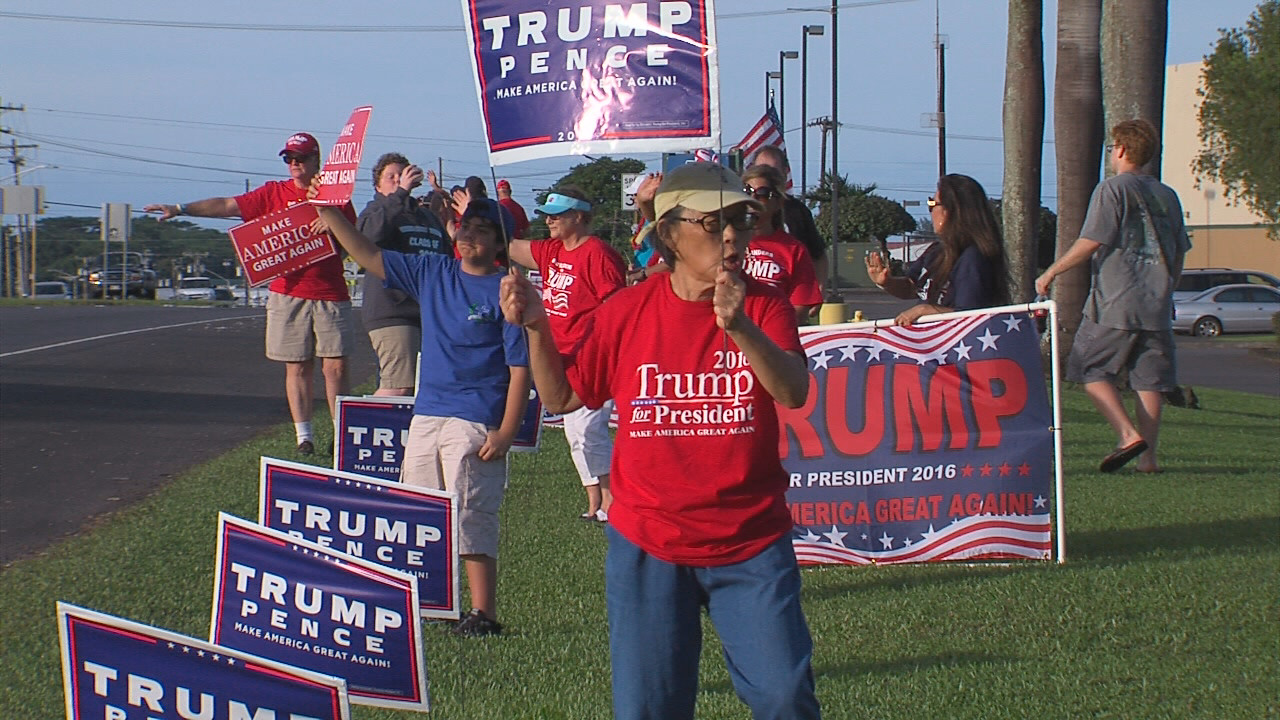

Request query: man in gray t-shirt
[{"left": 1036, "top": 119, "right": 1191, "bottom": 474}]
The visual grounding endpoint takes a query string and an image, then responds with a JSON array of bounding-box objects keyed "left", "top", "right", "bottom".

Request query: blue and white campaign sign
[
  {"left": 462, "top": 0, "right": 721, "bottom": 164},
  {"left": 334, "top": 396, "right": 413, "bottom": 481},
  {"left": 209, "top": 514, "right": 429, "bottom": 712},
  {"left": 335, "top": 393, "right": 543, "bottom": 481},
  {"left": 258, "top": 457, "right": 460, "bottom": 620},
  {"left": 781, "top": 306, "right": 1058, "bottom": 565},
  {"left": 58, "top": 602, "right": 349, "bottom": 720}
]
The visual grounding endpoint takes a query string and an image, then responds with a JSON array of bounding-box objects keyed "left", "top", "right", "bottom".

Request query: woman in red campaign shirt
[
  {"left": 739, "top": 164, "right": 824, "bottom": 324},
  {"left": 501, "top": 163, "right": 821, "bottom": 720},
  {"left": 507, "top": 186, "right": 627, "bottom": 523}
]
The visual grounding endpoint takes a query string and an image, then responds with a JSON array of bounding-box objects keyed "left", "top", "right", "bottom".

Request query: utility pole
[
  {"left": 2, "top": 99, "right": 38, "bottom": 297},
  {"left": 812, "top": 117, "right": 833, "bottom": 185}
]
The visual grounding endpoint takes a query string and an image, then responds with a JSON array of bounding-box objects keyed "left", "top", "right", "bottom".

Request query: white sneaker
[{"left": 594, "top": 509, "right": 608, "bottom": 523}]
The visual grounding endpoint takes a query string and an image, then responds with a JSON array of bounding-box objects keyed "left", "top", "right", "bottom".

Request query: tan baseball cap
[{"left": 653, "top": 162, "right": 762, "bottom": 220}]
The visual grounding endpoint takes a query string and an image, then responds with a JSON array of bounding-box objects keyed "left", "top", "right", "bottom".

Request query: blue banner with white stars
[{"left": 780, "top": 307, "right": 1054, "bottom": 564}]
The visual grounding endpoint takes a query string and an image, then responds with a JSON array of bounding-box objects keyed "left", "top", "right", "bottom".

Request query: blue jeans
[{"left": 605, "top": 527, "right": 820, "bottom": 720}]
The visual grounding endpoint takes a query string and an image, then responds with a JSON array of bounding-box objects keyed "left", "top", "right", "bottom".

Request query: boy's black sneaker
[
  {"left": 452, "top": 609, "right": 502, "bottom": 638},
  {"left": 296, "top": 440, "right": 315, "bottom": 456}
]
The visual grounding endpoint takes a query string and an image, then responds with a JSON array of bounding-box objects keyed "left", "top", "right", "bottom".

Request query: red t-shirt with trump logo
[
  {"left": 530, "top": 236, "right": 626, "bottom": 356},
  {"left": 565, "top": 275, "right": 803, "bottom": 566},
  {"left": 743, "top": 229, "right": 824, "bottom": 310},
  {"left": 235, "top": 180, "right": 356, "bottom": 301}
]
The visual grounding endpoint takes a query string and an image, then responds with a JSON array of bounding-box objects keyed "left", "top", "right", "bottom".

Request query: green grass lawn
[{"left": 2, "top": 386, "right": 1277, "bottom": 718}]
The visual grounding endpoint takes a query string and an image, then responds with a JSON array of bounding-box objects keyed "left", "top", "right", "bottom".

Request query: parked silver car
[
  {"left": 1172, "top": 268, "right": 1279, "bottom": 302},
  {"left": 1172, "top": 284, "right": 1280, "bottom": 336}
]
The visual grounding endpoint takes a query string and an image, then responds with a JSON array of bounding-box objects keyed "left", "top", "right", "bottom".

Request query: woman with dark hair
[
  {"left": 867, "top": 173, "right": 1008, "bottom": 325},
  {"left": 740, "top": 164, "right": 823, "bottom": 323}
]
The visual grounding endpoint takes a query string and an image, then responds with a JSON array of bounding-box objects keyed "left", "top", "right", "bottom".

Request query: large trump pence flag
[
  {"left": 781, "top": 308, "right": 1056, "bottom": 564},
  {"left": 462, "top": 0, "right": 720, "bottom": 163}
]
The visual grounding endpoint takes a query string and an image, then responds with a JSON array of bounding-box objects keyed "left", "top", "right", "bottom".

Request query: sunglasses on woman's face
[
  {"left": 745, "top": 186, "right": 778, "bottom": 200},
  {"left": 926, "top": 196, "right": 939, "bottom": 209},
  {"left": 676, "top": 211, "right": 760, "bottom": 234}
]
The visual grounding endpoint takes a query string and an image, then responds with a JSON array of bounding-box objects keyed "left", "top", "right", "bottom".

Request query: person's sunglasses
[
  {"left": 283, "top": 154, "right": 316, "bottom": 165},
  {"left": 677, "top": 211, "right": 759, "bottom": 234},
  {"left": 926, "top": 196, "right": 939, "bottom": 209},
  {"left": 1104, "top": 144, "right": 1116, "bottom": 153},
  {"left": 745, "top": 186, "right": 778, "bottom": 200}
]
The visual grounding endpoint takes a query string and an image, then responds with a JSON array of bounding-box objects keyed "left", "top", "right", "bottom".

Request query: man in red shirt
[
  {"left": 145, "top": 132, "right": 358, "bottom": 455},
  {"left": 495, "top": 179, "right": 530, "bottom": 239}
]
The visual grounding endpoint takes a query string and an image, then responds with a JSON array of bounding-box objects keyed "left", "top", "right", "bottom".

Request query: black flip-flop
[{"left": 1100, "top": 440, "right": 1148, "bottom": 473}]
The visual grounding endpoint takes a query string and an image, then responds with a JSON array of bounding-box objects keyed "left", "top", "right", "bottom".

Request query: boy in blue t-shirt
[{"left": 316, "top": 196, "right": 530, "bottom": 638}]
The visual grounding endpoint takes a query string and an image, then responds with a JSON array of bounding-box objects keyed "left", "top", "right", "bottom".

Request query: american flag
[
  {"left": 735, "top": 102, "right": 793, "bottom": 190},
  {"left": 786, "top": 309, "right": 1055, "bottom": 565}
]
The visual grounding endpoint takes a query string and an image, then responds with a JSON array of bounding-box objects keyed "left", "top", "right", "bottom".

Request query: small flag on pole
[{"left": 735, "top": 102, "right": 791, "bottom": 189}]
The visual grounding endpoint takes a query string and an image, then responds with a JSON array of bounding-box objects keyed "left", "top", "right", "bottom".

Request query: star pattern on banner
[{"left": 823, "top": 525, "right": 848, "bottom": 547}]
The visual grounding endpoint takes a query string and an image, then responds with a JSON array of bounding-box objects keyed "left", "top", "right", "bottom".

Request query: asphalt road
[
  {"left": 0, "top": 303, "right": 376, "bottom": 565},
  {"left": 1, "top": 296, "right": 1273, "bottom": 565}
]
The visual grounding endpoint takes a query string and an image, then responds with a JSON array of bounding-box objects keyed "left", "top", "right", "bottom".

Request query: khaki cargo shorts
[{"left": 265, "top": 292, "right": 354, "bottom": 361}]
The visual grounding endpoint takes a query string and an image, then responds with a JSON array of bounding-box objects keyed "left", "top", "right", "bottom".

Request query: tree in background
[
  {"left": 1102, "top": 0, "right": 1169, "bottom": 178},
  {"left": 991, "top": 200, "right": 1059, "bottom": 272},
  {"left": 807, "top": 174, "right": 917, "bottom": 254},
  {"left": 1051, "top": 0, "right": 1104, "bottom": 338},
  {"left": 35, "top": 216, "right": 235, "bottom": 282},
  {"left": 1003, "top": 0, "right": 1044, "bottom": 302},
  {"left": 1002, "top": 0, "right": 1046, "bottom": 303},
  {"left": 1194, "top": 0, "right": 1280, "bottom": 238},
  {"left": 542, "top": 156, "right": 647, "bottom": 259}
]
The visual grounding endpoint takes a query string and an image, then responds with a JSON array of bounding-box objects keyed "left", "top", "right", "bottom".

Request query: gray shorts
[
  {"left": 1067, "top": 318, "right": 1177, "bottom": 391},
  {"left": 265, "top": 292, "right": 353, "bottom": 362},
  {"left": 369, "top": 325, "right": 420, "bottom": 390}
]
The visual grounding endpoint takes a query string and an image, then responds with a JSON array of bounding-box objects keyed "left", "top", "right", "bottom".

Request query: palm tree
[
  {"left": 1002, "top": 0, "right": 1045, "bottom": 304},
  {"left": 1052, "top": 0, "right": 1104, "bottom": 340},
  {"left": 1101, "top": 0, "right": 1169, "bottom": 177}
]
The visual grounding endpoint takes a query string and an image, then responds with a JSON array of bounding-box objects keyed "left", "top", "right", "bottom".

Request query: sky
[{"left": 1, "top": 0, "right": 1262, "bottom": 231}]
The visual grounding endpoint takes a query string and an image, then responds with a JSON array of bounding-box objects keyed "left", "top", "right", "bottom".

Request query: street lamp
[
  {"left": 777, "top": 50, "right": 799, "bottom": 130},
  {"left": 763, "top": 70, "right": 781, "bottom": 112},
  {"left": 828, "top": 0, "right": 840, "bottom": 298},
  {"left": 800, "top": 25, "right": 824, "bottom": 198}
]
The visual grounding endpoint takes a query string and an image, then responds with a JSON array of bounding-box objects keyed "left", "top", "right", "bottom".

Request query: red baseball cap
[
  {"left": 279, "top": 132, "right": 319, "bottom": 157},
  {"left": 496, "top": 179, "right": 512, "bottom": 190}
]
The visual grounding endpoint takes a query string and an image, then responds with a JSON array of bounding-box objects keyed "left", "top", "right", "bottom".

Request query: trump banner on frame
[
  {"left": 58, "top": 602, "right": 350, "bottom": 720},
  {"left": 781, "top": 306, "right": 1059, "bottom": 565},
  {"left": 209, "top": 514, "right": 429, "bottom": 712},
  {"left": 462, "top": 0, "right": 720, "bottom": 164},
  {"left": 258, "top": 457, "right": 461, "bottom": 620}
]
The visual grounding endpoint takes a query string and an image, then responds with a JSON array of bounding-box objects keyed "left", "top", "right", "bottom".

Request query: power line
[
  {"left": 1, "top": 5, "right": 920, "bottom": 31},
  {"left": 0, "top": 11, "right": 458, "bottom": 33},
  {"left": 9, "top": 130, "right": 278, "bottom": 177}
]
